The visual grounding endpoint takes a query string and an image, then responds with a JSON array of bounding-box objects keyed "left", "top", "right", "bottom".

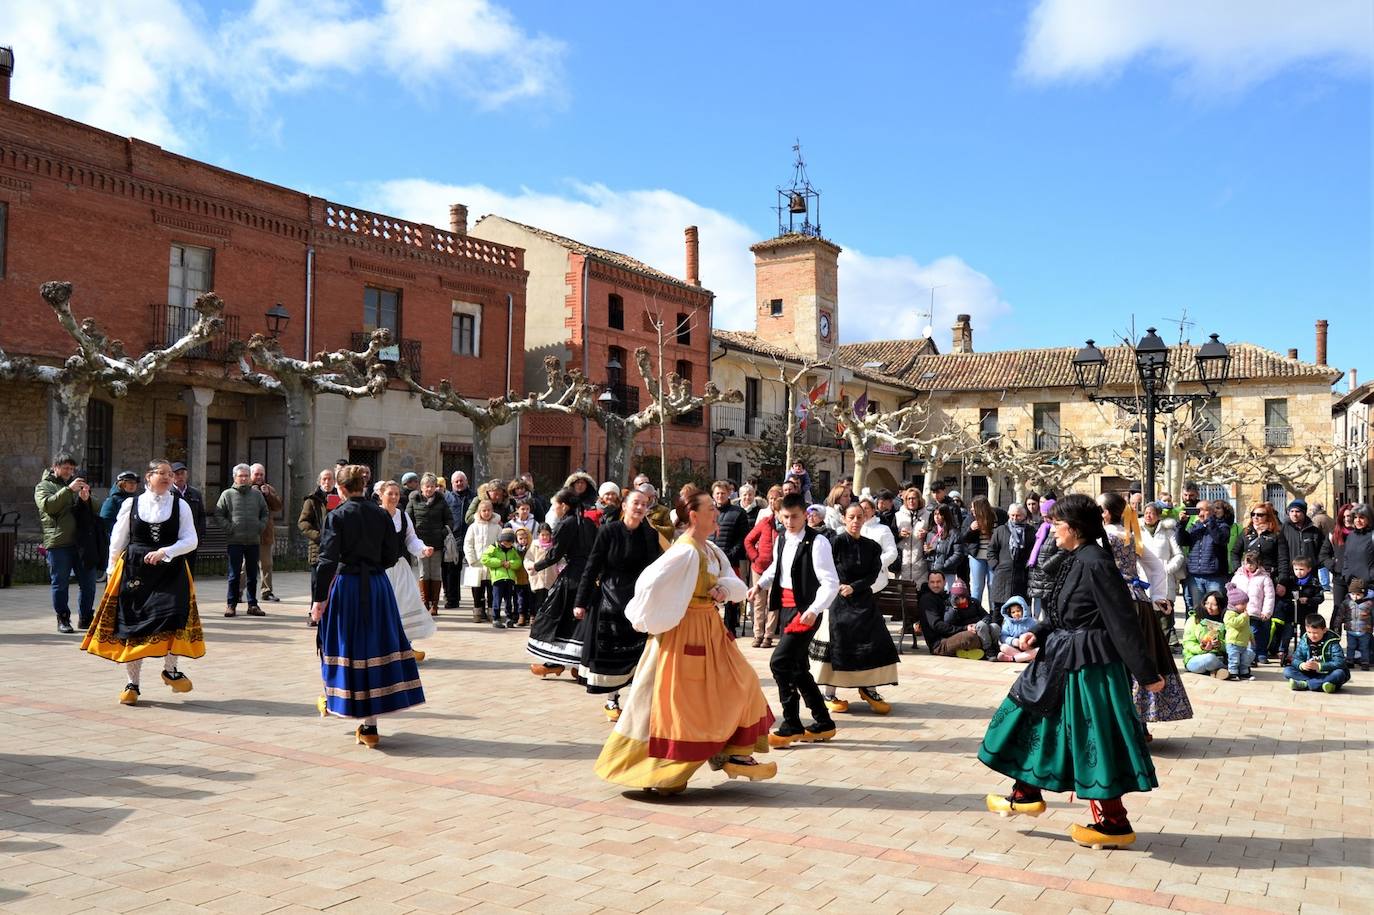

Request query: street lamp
[
  {"left": 1072, "top": 327, "right": 1231, "bottom": 502},
  {"left": 265, "top": 302, "right": 290, "bottom": 338},
  {"left": 598, "top": 387, "right": 618, "bottom": 481}
]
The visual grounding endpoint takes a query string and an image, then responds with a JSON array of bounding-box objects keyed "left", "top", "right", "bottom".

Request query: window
[
  {"left": 441, "top": 443, "right": 474, "bottom": 483},
  {"left": 1264, "top": 398, "right": 1291, "bottom": 447},
  {"left": 1033, "top": 403, "right": 1061, "bottom": 450},
  {"left": 1264, "top": 483, "right": 1287, "bottom": 511},
  {"left": 676, "top": 312, "right": 691, "bottom": 345},
  {"left": 85, "top": 400, "right": 114, "bottom": 487},
  {"left": 168, "top": 243, "right": 213, "bottom": 308},
  {"left": 866, "top": 399, "right": 881, "bottom": 415},
  {"left": 817, "top": 469, "right": 832, "bottom": 497},
  {"left": 979, "top": 408, "right": 998, "bottom": 443},
  {"left": 607, "top": 346, "right": 627, "bottom": 385},
  {"left": 727, "top": 461, "right": 744, "bottom": 486},
  {"left": 744, "top": 378, "right": 761, "bottom": 436},
  {"left": 971, "top": 475, "right": 989, "bottom": 500},
  {"left": 608, "top": 294, "right": 624, "bottom": 330},
  {"left": 364, "top": 286, "right": 400, "bottom": 334},
  {"left": 451, "top": 302, "right": 481, "bottom": 356},
  {"left": 0, "top": 201, "right": 7, "bottom": 278},
  {"left": 1198, "top": 483, "right": 1230, "bottom": 506},
  {"left": 768, "top": 299, "right": 783, "bottom": 316},
  {"left": 675, "top": 359, "right": 692, "bottom": 384},
  {"left": 1197, "top": 397, "right": 1222, "bottom": 442}
]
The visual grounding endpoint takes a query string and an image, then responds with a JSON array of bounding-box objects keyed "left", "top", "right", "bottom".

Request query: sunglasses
[{"left": 1250, "top": 512, "right": 1269, "bottom": 518}]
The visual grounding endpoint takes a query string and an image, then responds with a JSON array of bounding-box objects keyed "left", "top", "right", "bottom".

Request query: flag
[
  {"left": 795, "top": 400, "right": 809, "bottom": 431},
  {"left": 807, "top": 380, "right": 828, "bottom": 404},
  {"left": 853, "top": 388, "right": 869, "bottom": 419}
]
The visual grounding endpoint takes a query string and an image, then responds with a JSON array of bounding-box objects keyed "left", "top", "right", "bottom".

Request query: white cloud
[
  {"left": 362, "top": 179, "right": 1010, "bottom": 353},
  {"left": 0, "top": 0, "right": 565, "bottom": 149},
  {"left": 1019, "top": 0, "right": 1373, "bottom": 93}
]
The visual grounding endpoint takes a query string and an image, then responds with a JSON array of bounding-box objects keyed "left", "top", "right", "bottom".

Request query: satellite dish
[{"left": 922, "top": 325, "right": 933, "bottom": 339}]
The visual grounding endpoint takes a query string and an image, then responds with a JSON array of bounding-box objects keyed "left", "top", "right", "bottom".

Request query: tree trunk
[
  {"left": 282, "top": 379, "right": 316, "bottom": 552},
  {"left": 851, "top": 443, "right": 869, "bottom": 494},
  {"left": 784, "top": 388, "right": 796, "bottom": 476},
  {"left": 54, "top": 380, "right": 93, "bottom": 460},
  {"left": 606, "top": 421, "right": 635, "bottom": 486},
  {"left": 470, "top": 424, "right": 494, "bottom": 484}
]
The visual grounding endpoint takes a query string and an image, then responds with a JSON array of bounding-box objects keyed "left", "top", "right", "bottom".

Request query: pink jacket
[{"left": 1231, "top": 566, "right": 1276, "bottom": 620}]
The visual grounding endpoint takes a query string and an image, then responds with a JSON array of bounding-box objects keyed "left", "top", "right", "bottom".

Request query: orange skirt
[
  {"left": 80, "top": 556, "right": 206, "bottom": 664},
  {"left": 594, "top": 599, "right": 774, "bottom": 789}
]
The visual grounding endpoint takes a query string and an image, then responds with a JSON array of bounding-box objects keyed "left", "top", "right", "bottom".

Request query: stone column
[{"left": 183, "top": 386, "right": 215, "bottom": 489}]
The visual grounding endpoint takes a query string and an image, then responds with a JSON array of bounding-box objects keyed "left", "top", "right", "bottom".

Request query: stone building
[
  {"left": 0, "top": 92, "right": 527, "bottom": 530},
  {"left": 469, "top": 216, "right": 713, "bottom": 490},
  {"left": 1333, "top": 373, "right": 1373, "bottom": 507}
]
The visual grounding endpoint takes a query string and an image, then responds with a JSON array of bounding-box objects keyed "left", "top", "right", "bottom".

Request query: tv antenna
[
  {"left": 920, "top": 284, "right": 946, "bottom": 339},
  {"left": 1159, "top": 309, "right": 1195, "bottom": 345}
]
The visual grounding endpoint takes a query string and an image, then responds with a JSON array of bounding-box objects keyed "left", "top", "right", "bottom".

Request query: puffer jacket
[
  {"left": 925, "top": 527, "right": 966, "bottom": 578},
  {"left": 1027, "top": 527, "right": 1064, "bottom": 600},
  {"left": 463, "top": 517, "right": 502, "bottom": 580},
  {"left": 1292, "top": 629, "right": 1346, "bottom": 671},
  {"left": 894, "top": 506, "right": 929, "bottom": 584},
  {"left": 1280, "top": 518, "right": 1335, "bottom": 585},
  {"left": 563, "top": 471, "right": 599, "bottom": 511},
  {"left": 1182, "top": 611, "right": 1227, "bottom": 665},
  {"left": 710, "top": 501, "right": 750, "bottom": 564},
  {"left": 1337, "top": 527, "right": 1373, "bottom": 584},
  {"left": 215, "top": 484, "right": 268, "bottom": 545},
  {"left": 1231, "top": 566, "right": 1276, "bottom": 620},
  {"left": 35, "top": 470, "right": 78, "bottom": 548},
  {"left": 407, "top": 490, "right": 454, "bottom": 550},
  {"left": 481, "top": 543, "right": 523, "bottom": 584},
  {"left": 1177, "top": 515, "right": 1231, "bottom": 577},
  {"left": 744, "top": 514, "right": 780, "bottom": 575}
]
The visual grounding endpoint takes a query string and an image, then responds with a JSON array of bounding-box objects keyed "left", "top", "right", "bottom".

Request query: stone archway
[{"left": 866, "top": 466, "right": 901, "bottom": 494}]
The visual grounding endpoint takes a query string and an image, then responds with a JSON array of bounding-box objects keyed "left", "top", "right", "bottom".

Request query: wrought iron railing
[
  {"left": 673, "top": 407, "right": 703, "bottom": 427},
  {"left": 1264, "top": 425, "right": 1293, "bottom": 448},
  {"left": 149, "top": 303, "right": 238, "bottom": 361}
]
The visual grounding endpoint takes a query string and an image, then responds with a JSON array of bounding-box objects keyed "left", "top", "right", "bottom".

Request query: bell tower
[{"left": 751, "top": 144, "right": 841, "bottom": 361}]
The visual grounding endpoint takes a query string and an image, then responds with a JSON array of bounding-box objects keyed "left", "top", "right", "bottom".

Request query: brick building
[
  {"left": 469, "top": 216, "right": 713, "bottom": 490},
  {"left": 0, "top": 93, "right": 527, "bottom": 529}
]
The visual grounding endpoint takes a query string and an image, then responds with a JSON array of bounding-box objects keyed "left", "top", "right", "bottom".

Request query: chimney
[
  {"left": 951, "top": 314, "right": 973, "bottom": 354},
  {"left": 1351, "top": 368, "right": 1359, "bottom": 392},
  {"left": 0, "top": 46, "right": 13, "bottom": 102},
  {"left": 1287, "top": 348, "right": 1299, "bottom": 360},
  {"left": 448, "top": 203, "right": 468, "bottom": 235},
  {"left": 684, "top": 225, "right": 700, "bottom": 286},
  {"left": 1315, "top": 319, "right": 1328, "bottom": 365}
]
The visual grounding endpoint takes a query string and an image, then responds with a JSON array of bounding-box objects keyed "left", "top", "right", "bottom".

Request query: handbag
[{"left": 443, "top": 529, "right": 460, "bottom": 564}]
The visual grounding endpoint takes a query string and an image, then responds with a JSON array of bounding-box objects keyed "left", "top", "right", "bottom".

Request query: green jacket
[
  {"left": 481, "top": 543, "right": 523, "bottom": 584},
  {"left": 1181, "top": 613, "right": 1226, "bottom": 664},
  {"left": 34, "top": 470, "right": 78, "bottom": 548},
  {"left": 1223, "top": 609, "right": 1252, "bottom": 649},
  {"left": 215, "top": 484, "right": 268, "bottom": 545}
]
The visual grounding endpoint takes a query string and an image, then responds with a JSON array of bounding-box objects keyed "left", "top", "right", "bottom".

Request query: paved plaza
[{"left": 1, "top": 572, "right": 1370, "bottom": 914}]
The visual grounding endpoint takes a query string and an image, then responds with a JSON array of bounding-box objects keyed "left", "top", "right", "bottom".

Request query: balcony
[
  {"left": 1264, "top": 425, "right": 1293, "bottom": 448},
  {"left": 713, "top": 404, "right": 766, "bottom": 438},
  {"left": 1034, "top": 431, "right": 1062, "bottom": 451},
  {"left": 149, "top": 303, "right": 239, "bottom": 362},
  {"left": 351, "top": 332, "right": 421, "bottom": 382},
  {"left": 604, "top": 381, "right": 639, "bottom": 418},
  {"left": 673, "top": 406, "right": 703, "bottom": 427}
]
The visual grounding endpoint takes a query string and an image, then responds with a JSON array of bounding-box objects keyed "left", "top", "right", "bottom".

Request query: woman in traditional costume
[
  {"left": 310, "top": 465, "right": 424, "bottom": 749},
  {"left": 814, "top": 503, "right": 899, "bottom": 715},
  {"left": 379, "top": 481, "right": 437, "bottom": 662},
  {"left": 84, "top": 459, "right": 203, "bottom": 705},
  {"left": 979, "top": 494, "right": 1164, "bottom": 849},
  {"left": 527, "top": 488, "right": 597, "bottom": 677},
  {"left": 575, "top": 489, "right": 663, "bottom": 720},
  {"left": 595, "top": 489, "right": 777, "bottom": 795}
]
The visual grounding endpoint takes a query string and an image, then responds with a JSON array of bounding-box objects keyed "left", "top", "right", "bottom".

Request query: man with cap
[
  {"left": 171, "top": 462, "right": 207, "bottom": 575},
  {"left": 401, "top": 472, "right": 421, "bottom": 495},
  {"left": 100, "top": 472, "right": 141, "bottom": 537}
]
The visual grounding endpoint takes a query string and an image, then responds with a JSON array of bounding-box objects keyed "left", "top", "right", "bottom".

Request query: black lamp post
[
  {"left": 1073, "top": 328, "right": 1231, "bottom": 501},
  {"left": 265, "top": 302, "right": 290, "bottom": 338}
]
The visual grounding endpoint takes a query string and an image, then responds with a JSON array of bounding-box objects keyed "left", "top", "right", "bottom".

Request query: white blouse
[
  {"left": 107, "top": 490, "right": 198, "bottom": 572},
  {"left": 755, "top": 528, "right": 840, "bottom": 616},
  {"left": 625, "top": 538, "right": 747, "bottom": 635},
  {"left": 390, "top": 509, "right": 426, "bottom": 558}
]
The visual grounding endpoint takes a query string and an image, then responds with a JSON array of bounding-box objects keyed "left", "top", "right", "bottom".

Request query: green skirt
[{"left": 977, "top": 662, "right": 1157, "bottom": 799}]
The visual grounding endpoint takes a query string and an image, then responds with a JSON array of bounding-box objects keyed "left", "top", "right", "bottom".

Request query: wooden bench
[{"left": 876, "top": 580, "right": 922, "bottom": 654}]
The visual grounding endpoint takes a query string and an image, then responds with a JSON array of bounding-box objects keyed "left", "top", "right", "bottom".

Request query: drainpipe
[
  {"left": 304, "top": 245, "right": 315, "bottom": 359},
  {"left": 581, "top": 256, "right": 591, "bottom": 471},
  {"left": 507, "top": 293, "right": 519, "bottom": 476}
]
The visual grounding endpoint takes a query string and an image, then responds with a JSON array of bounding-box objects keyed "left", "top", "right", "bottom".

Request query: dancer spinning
[
  {"left": 750, "top": 493, "right": 840, "bottom": 747},
  {"left": 379, "top": 481, "right": 437, "bottom": 662},
  {"left": 311, "top": 465, "right": 424, "bottom": 749},
  {"left": 575, "top": 489, "right": 664, "bottom": 720},
  {"left": 527, "top": 488, "right": 597, "bottom": 677},
  {"left": 978, "top": 494, "right": 1164, "bottom": 849},
  {"left": 83, "top": 459, "right": 203, "bottom": 705},
  {"left": 595, "top": 488, "right": 776, "bottom": 794},
  {"left": 814, "top": 503, "right": 899, "bottom": 715}
]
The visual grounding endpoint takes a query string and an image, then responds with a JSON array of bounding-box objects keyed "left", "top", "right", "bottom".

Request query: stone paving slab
[{"left": 1, "top": 573, "right": 1370, "bottom": 913}]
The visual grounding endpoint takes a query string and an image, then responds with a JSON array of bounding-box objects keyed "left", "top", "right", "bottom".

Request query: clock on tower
[{"left": 819, "top": 311, "right": 832, "bottom": 342}]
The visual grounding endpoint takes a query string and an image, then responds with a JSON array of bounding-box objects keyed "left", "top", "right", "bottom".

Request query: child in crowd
[
  {"left": 513, "top": 527, "right": 534, "bottom": 627},
  {"left": 1182, "top": 590, "right": 1230, "bottom": 679},
  {"left": 481, "top": 529, "right": 522, "bottom": 630},
  {"left": 1331, "top": 577, "right": 1372, "bottom": 671},
  {"left": 994, "top": 596, "right": 1037, "bottom": 663},
  {"left": 1223, "top": 582, "right": 1255, "bottom": 680},
  {"left": 789, "top": 460, "right": 813, "bottom": 503},
  {"left": 1231, "top": 548, "right": 1276, "bottom": 663},
  {"left": 508, "top": 499, "right": 538, "bottom": 541},
  {"left": 1285, "top": 614, "right": 1350, "bottom": 693},
  {"left": 943, "top": 579, "right": 995, "bottom": 657},
  {"left": 523, "top": 523, "right": 557, "bottom": 618},
  {"left": 1283, "top": 557, "right": 1325, "bottom": 664}
]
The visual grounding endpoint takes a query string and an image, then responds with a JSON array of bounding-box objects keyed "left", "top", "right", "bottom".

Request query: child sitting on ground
[
  {"left": 994, "top": 596, "right": 1037, "bottom": 662},
  {"left": 1231, "top": 548, "right": 1276, "bottom": 663},
  {"left": 1223, "top": 582, "right": 1255, "bottom": 680},
  {"left": 1182, "top": 590, "right": 1230, "bottom": 679},
  {"left": 943, "top": 579, "right": 996, "bottom": 656},
  {"left": 1285, "top": 614, "right": 1350, "bottom": 693},
  {"left": 1330, "top": 577, "right": 1372, "bottom": 671}
]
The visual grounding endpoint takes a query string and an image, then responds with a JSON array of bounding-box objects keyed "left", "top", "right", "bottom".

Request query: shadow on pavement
[
  {"left": 651, "top": 780, "right": 985, "bottom": 812},
  {"left": 354, "top": 732, "right": 603, "bottom": 760},
  {"left": 1150, "top": 736, "right": 1373, "bottom": 759}
]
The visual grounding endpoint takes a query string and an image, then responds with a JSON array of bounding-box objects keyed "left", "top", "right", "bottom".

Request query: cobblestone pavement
[{"left": 1, "top": 572, "right": 1370, "bottom": 914}]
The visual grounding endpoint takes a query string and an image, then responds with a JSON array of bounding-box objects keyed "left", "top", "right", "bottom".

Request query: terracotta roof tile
[
  {"left": 836, "top": 338, "right": 939, "bottom": 379},
  {"left": 749, "top": 232, "right": 843, "bottom": 255},
  {"left": 712, "top": 330, "right": 909, "bottom": 387}
]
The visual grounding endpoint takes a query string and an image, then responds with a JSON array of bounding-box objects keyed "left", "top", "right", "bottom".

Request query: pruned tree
[
  {"left": 744, "top": 416, "right": 821, "bottom": 486},
  {"left": 0, "top": 281, "right": 225, "bottom": 457},
  {"left": 237, "top": 330, "right": 392, "bottom": 544},
  {"left": 825, "top": 394, "right": 965, "bottom": 494},
  {"left": 403, "top": 354, "right": 591, "bottom": 484},
  {"left": 1232, "top": 439, "right": 1360, "bottom": 501},
  {"left": 962, "top": 426, "right": 1119, "bottom": 501}
]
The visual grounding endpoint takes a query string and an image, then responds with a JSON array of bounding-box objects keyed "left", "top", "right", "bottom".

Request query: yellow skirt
[
  {"left": 595, "top": 599, "right": 774, "bottom": 790},
  {"left": 80, "top": 556, "right": 207, "bottom": 663}
]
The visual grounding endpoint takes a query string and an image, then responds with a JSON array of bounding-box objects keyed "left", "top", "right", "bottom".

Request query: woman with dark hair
[
  {"left": 527, "top": 487, "right": 598, "bottom": 677},
  {"left": 310, "top": 465, "right": 423, "bottom": 749},
  {"left": 962, "top": 495, "right": 997, "bottom": 603},
  {"left": 924, "top": 504, "right": 966, "bottom": 581},
  {"left": 84, "top": 459, "right": 203, "bottom": 705},
  {"left": 595, "top": 488, "right": 776, "bottom": 794},
  {"left": 979, "top": 493, "right": 1164, "bottom": 850}
]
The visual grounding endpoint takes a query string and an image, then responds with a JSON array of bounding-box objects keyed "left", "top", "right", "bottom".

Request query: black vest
[{"left": 768, "top": 525, "right": 820, "bottom": 620}]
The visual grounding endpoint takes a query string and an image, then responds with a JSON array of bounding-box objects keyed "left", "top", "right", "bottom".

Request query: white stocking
[
  {"left": 124, "top": 659, "right": 143, "bottom": 685},
  {"left": 163, "top": 655, "right": 178, "bottom": 672},
  {"left": 363, "top": 716, "right": 377, "bottom": 727}
]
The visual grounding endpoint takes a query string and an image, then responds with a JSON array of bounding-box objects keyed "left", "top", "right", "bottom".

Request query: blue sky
[{"left": 6, "top": 1, "right": 1371, "bottom": 381}]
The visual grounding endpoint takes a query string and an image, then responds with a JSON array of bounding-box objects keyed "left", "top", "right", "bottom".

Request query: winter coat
[
  {"left": 99, "top": 488, "right": 137, "bottom": 535},
  {"left": 1290, "top": 575, "right": 1325, "bottom": 622},
  {"left": 176, "top": 484, "right": 207, "bottom": 538},
  {"left": 1292, "top": 629, "right": 1346, "bottom": 672},
  {"left": 34, "top": 470, "right": 80, "bottom": 548},
  {"left": 298, "top": 488, "right": 334, "bottom": 564},
  {"left": 1177, "top": 515, "right": 1231, "bottom": 577},
  {"left": 1279, "top": 518, "right": 1334, "bottom": 586},
  {"left": 925, "top": 526, "right": 966, "bottom": 579},
  {"left": 444, "top": 487, "right": 475, "bottom": 541},
  {"left": 1027, "top": 524, "right": 1065, "bottom": 600},
  {"left": 998, "top": 596, "right": 1034, "bottom": 646},
  {"left": 960, "top": 516, "right": 991, "bottom": 561},
  {"left": 562, "top": 471, "right": 600, "bottom": 511},
  {"left": 744, "top": 514, "right": 780, "bottom": 575},
  {"left": 894, "top": 506, "right": 929, "bottom": 585},
  {"left": 915, "top": 583, "right": 959, "bottom": 654},
  {"left": 407, "top": 490, "right": 454, "bottom": 550},
  {"left": 1231, "top": 566, "right": 1276, "bottom": 620},
  {"left": 254, "top": 484, "right": 283, "bottom": 546},
  {"left": 481, "top": 543, "right": 523, "bottom": 584},
  {"left": 523, "top": 540, "right": 559, "bottom": 590},
  {"left": 1231, "top": 527, "right": 1289, "bottom": 582},
  {"left": 215, "top": 484, "right": 268, "bottom": 545},
  {"left": 1223, "top": 609, "right": 1252, "bottom": 648},
  {"left": 1331, "top": 593, "right": 1373, "bottom": 636},
  {"left": 1338, "top": 527, "right": 1374, "bottom": 584},
  {"left": 710, "top": 501, "right": 750, "bottom": 564},
  {"left": 462, "top": 517, "right": 502, "bottom": 580},
  {"left": 987, "top": 521, "right": 1033, "bottom": 606},
  {"left": 1139, "top": 518, "right": 1186, "bottom": 601},
  {"left": 1182, "top": 611, "right": 1227, "bottom": 665}
]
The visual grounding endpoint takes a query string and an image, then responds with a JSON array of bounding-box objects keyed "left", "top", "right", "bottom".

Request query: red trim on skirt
[{"left": 646, "top": 710, "right": 777, "bottom": 761}]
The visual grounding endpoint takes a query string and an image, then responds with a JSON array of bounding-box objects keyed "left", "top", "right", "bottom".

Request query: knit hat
[
  {"left": 948, "top": 490, "right": 962, "bottom": 501},
  {"left": 949, "top": 579, "right": 969, "bottom": 599},
  {"left": 598, "top": 481, "right": 620, "bottom": 498},
  {"left": 1287, "top": 499, "right": 1308, "bottom": 512},
  {"left": 498, "top": 528, "right": 516, "bottom": 544},
  {"left": 116, "top": 470, "right": 139, "bottom": 483},
  {"left": 1225, "top": 582, "right": 1248, "bottom": 608},
  {"left": 805, "top": 504, "right": 825, "bottom": 516},
  {"left": 401, "top": 472, "right": 419, "bottom": 484}
]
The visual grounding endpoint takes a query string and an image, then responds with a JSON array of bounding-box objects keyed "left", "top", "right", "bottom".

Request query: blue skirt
[{"left": 320, "top": 572, "right": 425, "bottom": 718}]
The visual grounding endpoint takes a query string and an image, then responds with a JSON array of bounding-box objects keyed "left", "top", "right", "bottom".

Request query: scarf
[{"left": 1009, "top": 522, "right": 1025, "bottom": 552}]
